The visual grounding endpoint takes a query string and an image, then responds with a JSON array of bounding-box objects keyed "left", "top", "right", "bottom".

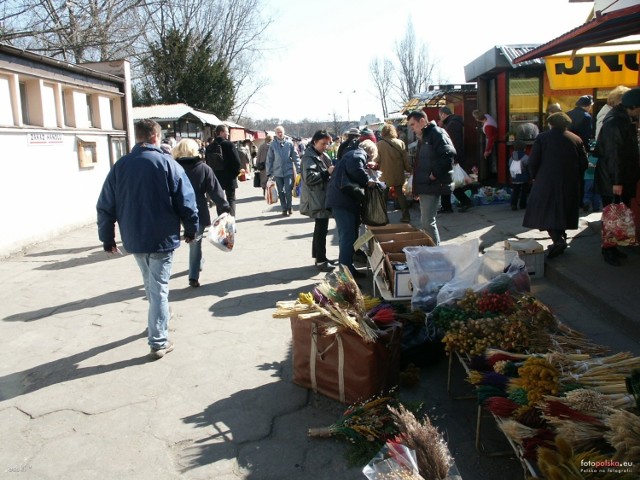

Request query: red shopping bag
[{"left": 601, "top": 202, "right": 638, "bottom": 248}]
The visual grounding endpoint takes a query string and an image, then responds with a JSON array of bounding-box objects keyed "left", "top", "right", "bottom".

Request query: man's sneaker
[
  {"left": 149, "top": 341, "right": 174, "bottom": 360},
  {"left": 189, "top": 279, "right": 200, "bottom": 288}
]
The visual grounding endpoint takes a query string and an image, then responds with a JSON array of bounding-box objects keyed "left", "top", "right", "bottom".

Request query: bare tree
[
  {"left": 1, "top": 0, "right": 142, "bottom": 62},
  {"left": 369, "top": 57, "right": 395, "bottom": 118},
  {"left": 134, "top": 0, "right": 273, "bottom": 120},
  {"left": 2, "top": 0, "right": 273, "bottom": 120},
  {"left": 394, "top": 18, "right": 437, "bottom": 102}
]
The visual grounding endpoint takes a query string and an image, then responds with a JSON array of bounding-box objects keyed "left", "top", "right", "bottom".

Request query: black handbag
[
  {"left": 340, "top": 172, "right": 365, "bottom": 204},
  {"left": 361, "top": 183, "right": 389, "bottom": 226},
  {"left": 253, "top": 173, "right": 261, "bottom": 188}
]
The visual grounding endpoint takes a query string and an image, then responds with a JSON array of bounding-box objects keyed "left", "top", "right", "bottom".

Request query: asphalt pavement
[{"left": 1, "top": 179, "right": 638, "bottom": 480}]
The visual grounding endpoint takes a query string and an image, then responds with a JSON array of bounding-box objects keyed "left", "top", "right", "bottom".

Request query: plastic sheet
[
  {"left": 363, "top": 442, "right": 423, "bottom": 480},
  {"left": 404, "top": 239, "right": 478, "bottom": 311}
]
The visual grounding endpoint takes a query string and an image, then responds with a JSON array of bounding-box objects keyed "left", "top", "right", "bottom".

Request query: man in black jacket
[
  {"left": 407, "top": 110, "right": 456, "bottom": 245},
  {"left": 206, "top": 125, "right": 241, "bottom": 216}
]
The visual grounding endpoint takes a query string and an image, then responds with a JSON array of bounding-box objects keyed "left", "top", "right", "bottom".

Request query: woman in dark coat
[
  {"left": 522, "top": 112, "right": 588, "bottom": 258},
  {"left": 325, "top": 142, "right": 376, "bottom": 277},
  {"left": 174, "top": 139, "right": 231, "bottom": 287},
  {"left": 300, "top": 130, "right": 335, "bottom": 272}
]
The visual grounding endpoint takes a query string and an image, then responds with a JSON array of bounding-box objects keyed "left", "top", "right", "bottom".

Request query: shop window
[
  {"left": 508, "top": 75, "right": 541, "bottom": 139},
  {"left": 77, "top": 136, "right": 97, "bottom": 168}
]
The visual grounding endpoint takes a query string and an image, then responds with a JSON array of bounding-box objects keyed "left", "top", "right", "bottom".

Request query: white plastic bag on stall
[
  {"left": 207, "top": 213, "right": 236, "bottom": 252},
  {"left": 404, "top": 238, "right": 480, "bottom": 312},
  {"left": 436, "top": 248, "right": 530, "bottom": 306}
]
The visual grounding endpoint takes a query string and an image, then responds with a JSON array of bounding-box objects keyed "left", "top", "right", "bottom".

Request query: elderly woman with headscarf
[
  {"left": 522, "top": 112, "right": 588, "bottom": 259},
  {"left": 326, "top": 140, "right": 377, "bottom": 278}
]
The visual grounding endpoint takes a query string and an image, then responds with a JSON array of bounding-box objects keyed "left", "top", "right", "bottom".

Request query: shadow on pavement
[
  {"left": 208, "top": 285, "right": 316, "bottom": 317},
  {"left": 33, "top": 250, "right": 121, "bottom": 271},
  {"left": 2, "top": 283, "right": 146, "bottom": 322},
  {"left": 0, "top": 331, "right": 148, "bottom": 401},
  {"left": 24, "top": 245, "right": 99, "bottom": 257}
]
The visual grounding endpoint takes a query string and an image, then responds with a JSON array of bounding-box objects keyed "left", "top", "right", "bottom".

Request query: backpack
[{"left": 206, "top": 142, "right": 225, "bottom": 171}]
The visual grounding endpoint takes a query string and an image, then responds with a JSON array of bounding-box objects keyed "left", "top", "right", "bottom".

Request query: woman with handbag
[
  {"left": 300, "top": 130, "right": 336, "bottom": 272},
  {"left": 326, "top": 141, "right": 377, "bottom": 278}
]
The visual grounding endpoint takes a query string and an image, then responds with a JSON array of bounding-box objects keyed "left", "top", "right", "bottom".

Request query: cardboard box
[
  {"left": 367, "top": 224, "right": 418, "bottom": 235},
  {"left": 504, "top": 239, "right": 544, "bottom": 278},
  {"left": 290, "top": 316, "right": 402, "bottom": 404},
  {"left": 374, "top": 231, "right": 432, "bottom": 244},
  {"left": 382, "top": 253, "right": 412, "bottom": 297},
  {"left": 366, "top": 224, "right": 418, "bottom": 252},
  {"left": 370, "top": 237, "right": 434, "bottom": 271}
]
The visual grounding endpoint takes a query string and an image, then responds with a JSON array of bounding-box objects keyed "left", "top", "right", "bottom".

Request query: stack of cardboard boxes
[{"left": 366, "top": 225, "right": 435, "bottom": 298}]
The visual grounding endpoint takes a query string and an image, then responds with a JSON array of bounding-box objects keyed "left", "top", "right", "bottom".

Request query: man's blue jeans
[
  {"left": 275, "top": 175, "right": 294, "bottom": 212},
  {"left": 332, "top": 207, "right": 360, "bottom": 275},
  {"left": 188, "top": 225, "right": 207, "bottom": 281},
  {"left": 419, "top": 194, "right": 440, "bottom": 245},
  {"left": 134, "top": 251, "right": 173, "bottom": 349}
]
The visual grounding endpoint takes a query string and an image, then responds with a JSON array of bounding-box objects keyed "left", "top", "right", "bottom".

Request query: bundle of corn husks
[{"left": 273, "top": 266, "right": 379, "bottom": 342}]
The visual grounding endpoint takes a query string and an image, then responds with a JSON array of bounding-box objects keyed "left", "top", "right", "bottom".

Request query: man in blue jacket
[
  {"left": 97, "top": 119, "right": 199, "bottom": 360},
  {"left": 407, "top": 110, "right": 456, "bottom": 245}
]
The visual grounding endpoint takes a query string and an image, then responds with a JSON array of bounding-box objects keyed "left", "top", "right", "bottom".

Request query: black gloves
[{"left": 103, "top": 242, "right": 117, "bottom": 252}]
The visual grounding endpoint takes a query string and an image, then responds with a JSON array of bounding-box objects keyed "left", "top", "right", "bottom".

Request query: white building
[{"left": 0, "top": 44, "right": 133, "bottom": 257}]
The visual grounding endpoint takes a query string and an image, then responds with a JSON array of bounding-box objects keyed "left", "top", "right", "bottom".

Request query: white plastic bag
[
  {"left": 509, "top": 159, "right": 522, "bottom": 177},
  {"left": 207, "top": 213, "right": 236, "bottom": 252},
  {"left": 265, "top": 179, "right": 278, "bottom": 205},
  {"left": 403, "top": 175, "right": 413, "bottom": 196},
  {"left": 452, "top": 164, "right": 470, "bottom": 188}
]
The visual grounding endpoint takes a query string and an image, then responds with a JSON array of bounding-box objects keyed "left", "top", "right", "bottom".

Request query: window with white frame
[
  {"left": 19, "top": 82, "right": 29, "bottom": 125},
  {"left": 85, "top": 93, "right": 94, "bottom": 127},
  {"left": 41, "top": 82, "right": 57, "bottom": 127},
  {"left": 0, "top": 76, "right": 13, "bottom": 126}
]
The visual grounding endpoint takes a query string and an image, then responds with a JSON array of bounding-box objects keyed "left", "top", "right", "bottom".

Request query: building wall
[
  {"left": 0, "top": 50, "right": 130, "bottom": 257},
  {"left": 0, "top": 130, "right": 114, "bottom": 256}
]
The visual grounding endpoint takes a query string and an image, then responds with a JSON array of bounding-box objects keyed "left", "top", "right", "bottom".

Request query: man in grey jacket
[{"left": 266, "top": 125, "right": 300, "bottom": 216}]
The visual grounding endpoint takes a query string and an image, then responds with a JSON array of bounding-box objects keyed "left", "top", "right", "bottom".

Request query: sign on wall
[
  {"left": 27, "top": 132, "right": 64, "bottom": 145},
  {"left": 546, "top": 51, "right": 639, "bottom": 90}
]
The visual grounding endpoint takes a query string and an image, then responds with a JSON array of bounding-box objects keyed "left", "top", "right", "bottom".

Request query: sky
[{"left": 243, "top": 0, "right": 595, "bottom": 123}]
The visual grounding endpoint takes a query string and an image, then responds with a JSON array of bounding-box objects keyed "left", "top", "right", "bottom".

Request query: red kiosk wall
[{"left": 496, "top": 72, "right": 508, "bottom": 184}]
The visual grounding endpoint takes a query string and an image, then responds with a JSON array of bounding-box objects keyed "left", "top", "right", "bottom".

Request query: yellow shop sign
[{"left": 546, "top": 51, "right": 639, "bottom": 89}]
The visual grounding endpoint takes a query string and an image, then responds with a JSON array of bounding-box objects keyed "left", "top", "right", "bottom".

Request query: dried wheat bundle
[
  {"left": 605, "top": 409, "right": 640, "bottom": 463},
  {"left": 496, "top": 418, "right": 537, "bottom": 444},
  {"left": 388, "top": 405, "right": 452, "bottom": 480}
]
